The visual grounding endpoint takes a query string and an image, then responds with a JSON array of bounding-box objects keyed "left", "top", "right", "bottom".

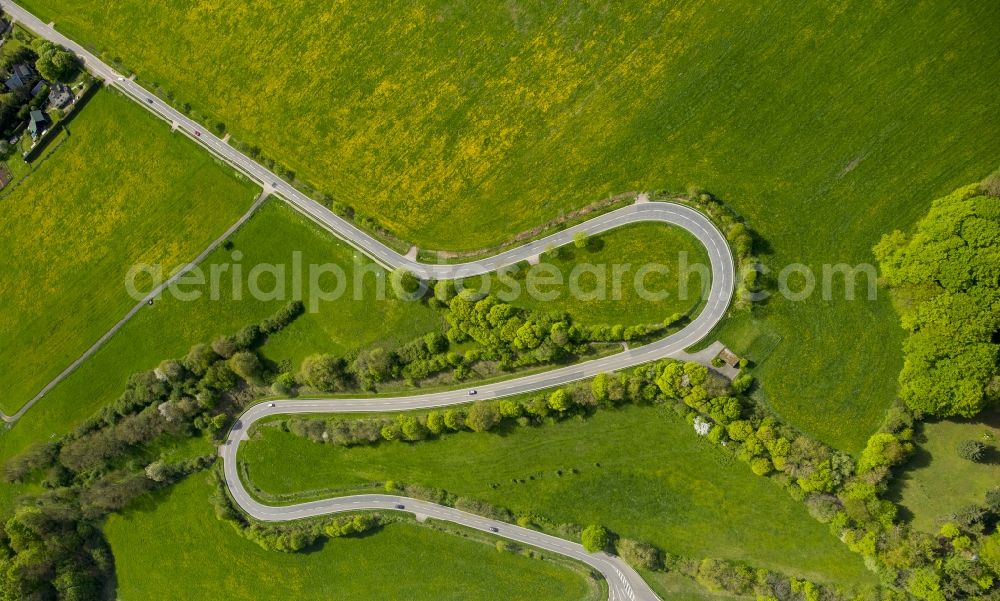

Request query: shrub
[
  {"left": 271, "top": 372, "right": 296, "bottom": 396},
  {"left": 259, "top": 300, "right": 305, "bottom": 334},
  {"left": 581, "top": 524, "right": 611, "bottom": 553},
  {"left": 985, "top": 486, "right": 1000, "bottom": 513},
  {"left": 299, "top": 354, "right": 351, "bottom": 391},
  {"left": 982, "top": 167, "right": 1000, "bottom": 197},
  {"left": 616, "top": 538, "right": 662, "bottom": 570},
  {"left": 957, "top": 440, "right": 986, "bottom": 462},
  {"left": 730, "top": 372, "right": 754, "bottom": 394}
]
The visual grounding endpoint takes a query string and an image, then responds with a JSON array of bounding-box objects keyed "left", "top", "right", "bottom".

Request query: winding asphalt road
[
  {"left": 221, "top": 200, "right": 733, "bottom": 601},
  {"left": 5, "top": 2, "right": 736, "bottom": 599}
]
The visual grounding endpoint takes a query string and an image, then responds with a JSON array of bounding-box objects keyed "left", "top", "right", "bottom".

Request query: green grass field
[
  {"left": 104, "top": 475, "right": 597, "bottom": 601},
  {"left": 239, "top": 403, "right": 875, "bottom": 589},
  {"left": 496, "top": 222, "right": 710, "bottom": 327},
  {"left": 23, "top": 0, "right": 1000, "bottom": 451},
  {"left": 0, "top": 199, "right": 442, "bottom": 503},
  {"left": 0, "top": 89, "right": 258, "bottom": 414},
  {"left": 890, "top": 412, "right": 1000, "bottom": 534}
]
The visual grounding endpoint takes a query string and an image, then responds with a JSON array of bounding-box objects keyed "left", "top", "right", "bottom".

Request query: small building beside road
[{"left": 718, "top": 348, "right": 741, "bottom": 369}]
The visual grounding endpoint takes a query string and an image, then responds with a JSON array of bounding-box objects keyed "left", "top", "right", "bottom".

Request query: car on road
[
  {"left": 468, "top": 389, "right": 477, "bottom": 396},
  {"left": 268, "top": 403, "right": 275, "bottom": 408},
  {"left": 194, "top": 130, "right": 201, "bottom": 137},
  {"left": 489, "top": 526, "right": 499, "bottom": 533},
  {"left": 394, "top": 504, "right": 405, "bottom": 510},
  {"left": 145, "top": 98, "right": 153, "bottom": 104},
  {"left": 117, "top": 77, "right": 124, "bottom": 82}
]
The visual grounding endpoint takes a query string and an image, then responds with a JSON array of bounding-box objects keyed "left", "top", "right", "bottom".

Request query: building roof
[
  {"left": 718, "top": 348, "right": 740, "bottom": 368},
  {"left": 30, "top": 80, "right": 46, "bottom": 97},
  {"left": 48, "top": 84, "right": 74, "bottom": 109},
  {"left": 13, "top": 64, "right": 33, "bottom": 79},
  {"left": 4, "top": 74, "right": 23, "bottom": 91},
  {"left": 5, "top": 64, "right": 34, "bottom": 91},
  {"left": 28, "top": 109, "right": 48, "bottom": 135}
]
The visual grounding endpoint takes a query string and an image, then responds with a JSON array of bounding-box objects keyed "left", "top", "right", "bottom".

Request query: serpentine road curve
[
  {"left": 222, "top": 202, "right": 734, "bottom": 601},
  {"left": 5, "top": 2, "right": 736, "bottom": 598}
]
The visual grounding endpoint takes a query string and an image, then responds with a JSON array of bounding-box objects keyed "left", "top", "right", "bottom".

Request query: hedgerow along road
[{"left": 5, "top": 1, "right": 735, "bottom": 598}]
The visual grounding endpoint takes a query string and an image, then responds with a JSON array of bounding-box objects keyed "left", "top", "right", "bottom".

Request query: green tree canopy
[
  {"left": 34, "top": 41, "right": 80, "bottom": 83},
  {"left": 874, "top": 184, "right": 1000, "bottom": 418},
  {"left": 581, "top": 524, "right": 611, "bottom": 553}
]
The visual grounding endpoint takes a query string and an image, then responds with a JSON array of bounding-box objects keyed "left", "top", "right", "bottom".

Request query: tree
[
  {"left": 858, "top": 432, "right": 911, "bottom": 473},
  {"left": 434, "top": 280, "right": 456, "bottom": 302},
  {"left": 424, "top": 331, "right": 448, "bottom": 354},
  {"left": 397, "top": 415, "right": 427, "bottom": 441},
  {"left": 184, "top": 343, "right": 218, "bottom": 376},
  {"left": 425, "top": 410, "right": 445, "bottom": 434},
  {"left": 443, "top": 409, "right": 465, "bottom": 431},
  {"left": 573, "top": 231, "right": 589, "bottom": 249},
  {"left": 211, "top": 335, "right": 238, "bottom": 359},
  {"left": 591, "top": 373, "right": 610, "bottom": 404},
  {"left": 34, "top": 42, "right": 81, "bottom": 83},
  {"left": 354, "top": 347, "right": 396, "bottom": 388},
  {"left": 581, "top": 524, "right": 611, "bottom": 552},
  {"left": 228, "top": 351, "right": 262, "bottom": 382},
  {"left": 547, "top": 389, "right": 573, "bottom": 412},
  {"left": 390, "top": 268, "right": 421, "bottom": 298},
  {"left": 957, "top": 440, "right": 986, "bottom": 462},
  {"left": 271, "top": 372, "right": 296, "bottom": 396},
  {"left": 234, "top": 324, "right": 261, "bottom": 349},
  {"left": 299, "top": 354, "right": 351, "bottom": 391},
  {"left": 731, "top": 372, "right": 754, "bottom": 394},
  {"left": 465, "top": 401, "right": 501, "bottom": 432},
  {"left": 155, "top": 359, "right": 185, "bottom": 383},
  {"left": 498, "top": 399, "right": 523, "bottom": 418}
]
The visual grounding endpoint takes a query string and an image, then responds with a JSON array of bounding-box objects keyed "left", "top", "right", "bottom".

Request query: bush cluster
[
  {"left": 208, "top": 469, "right": 382, "bottom": 552},
  {"left": 0, "top": 302, "right": 306, "bottom": 600}
]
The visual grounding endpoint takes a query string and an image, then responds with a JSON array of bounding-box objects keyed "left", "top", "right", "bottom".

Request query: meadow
[
  {"left": 239, "top": 403, "right": 876, "bottom": 590},
  {"left": 21, "top": 0, "right": 1000, "bottom": 451},
  {"left": 0, "top": 89, "right": 258, "bottom": 414},
  {"left": 496, "top": 222, "right": 709, "bottom": 328},
  {"left": 891, "top": 412, "right": 1000, "bottom": 534},
  {"left": 0, "top": 199, "right": 443, "bottom": 503},
  {"left": 104, "top": 475, "right": 597, "bottom": 601}
]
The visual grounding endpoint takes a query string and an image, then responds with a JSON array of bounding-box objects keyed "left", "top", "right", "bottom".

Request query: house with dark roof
[
  {"left": 5, "top": 64, "right": 34, "bottom": 91},
  {"left": 48, "top": 84, "right": 74, "bottom": 110},
  {"left": 27, "top": 109, "right": 48, "bottom": 139},
  {"left": 30, "top": 80, "right": 47, "bottom": 98}
]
